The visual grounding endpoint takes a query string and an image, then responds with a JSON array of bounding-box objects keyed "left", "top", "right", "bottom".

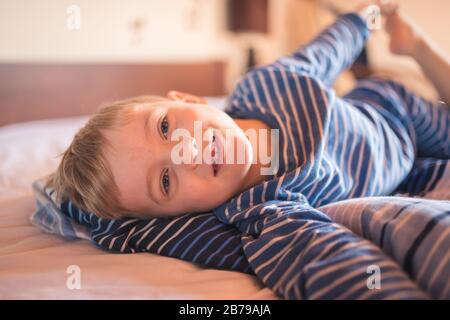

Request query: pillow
[
  {"left": 0, "top": 116, "right": 89, "bottom": 200},
  {"left": 31, "top": 178, "right": 90, "bottom": 240}
]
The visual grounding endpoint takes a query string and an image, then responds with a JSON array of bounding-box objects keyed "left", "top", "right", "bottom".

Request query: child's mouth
[{"left": 211, "top": 131, "right": 224, "bottom": 177}]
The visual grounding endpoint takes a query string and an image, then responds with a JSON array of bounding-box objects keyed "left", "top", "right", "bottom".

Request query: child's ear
[{"left": 167, "top": 90, "right": 207, "bottom": 104}]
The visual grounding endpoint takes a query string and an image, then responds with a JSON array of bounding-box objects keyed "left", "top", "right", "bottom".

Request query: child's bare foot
[{"left": 382, "top": 3, "right": 426, "bottom": 58}]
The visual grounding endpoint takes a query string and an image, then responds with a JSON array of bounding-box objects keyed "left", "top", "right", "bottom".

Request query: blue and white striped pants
[{"left": 345, "top": 77, "right": 450, "bottom": 160}]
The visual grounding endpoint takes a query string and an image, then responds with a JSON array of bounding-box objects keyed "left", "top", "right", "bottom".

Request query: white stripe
[
  {"left": 267, "top": 69, "right": 299, "bottom": 166},
  {"left": 256, "top": 70, "right": 289, "bottom": 169},
  {"left": 157, "top": 214, "right": 206, "bottom": 254}
]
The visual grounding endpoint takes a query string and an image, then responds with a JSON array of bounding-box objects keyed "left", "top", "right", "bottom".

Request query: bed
[
  {"left": 1, "top": 61, "right": 449, "bottom": 300},
  {"left": 0, "top": 61, "right": 278, "bottom": 299}
]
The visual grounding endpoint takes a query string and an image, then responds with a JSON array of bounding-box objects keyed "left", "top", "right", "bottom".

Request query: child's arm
[
  {"left": 385, "top": 8, "right": 450, "bottom": 105},
  {"left": 273, "top": 8, "right": 372, "bottom": 87}
]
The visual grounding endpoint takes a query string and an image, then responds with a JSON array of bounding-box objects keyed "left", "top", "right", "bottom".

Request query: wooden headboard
[{"left": 0, "top": 61, "right": 226, "bottom": 126}]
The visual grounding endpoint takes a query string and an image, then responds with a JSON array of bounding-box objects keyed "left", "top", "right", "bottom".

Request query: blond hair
[{"left": 45, "top": 95, "right": 169, "bottom": 219}]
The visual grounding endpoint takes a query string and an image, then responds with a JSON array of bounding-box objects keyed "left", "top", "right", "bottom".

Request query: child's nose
[
  {"left": 166, "top": 135, "right": 199, "bottom": 170},
  {"left": 190, "top": 137, "right": 199, "bottom": 165},
  {"left": 183, "top": 136, "right": 199, "bottom": 170}
]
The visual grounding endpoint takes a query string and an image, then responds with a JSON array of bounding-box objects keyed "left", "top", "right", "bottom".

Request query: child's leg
[
  {"left": 345, "top": 77, "right": 450, "bottom": 159},
  {"left": 395, "top": 158, "right": 450, "bottom": 199},
  {"left": 392, "top": 82, "right": 450, "bottom": 158}
]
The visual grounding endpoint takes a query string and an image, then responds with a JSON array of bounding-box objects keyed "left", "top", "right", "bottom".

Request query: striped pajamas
[
  {"left": 212, "top": 13, "right": 450, "bottom": 298},
  {"left": 40, "top": 13, "right": 450, "bottom": 299}
]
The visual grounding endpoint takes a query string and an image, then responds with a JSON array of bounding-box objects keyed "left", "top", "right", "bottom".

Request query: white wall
[
  {"left": 0, "top": 0, "right": 290, "bottom": 91},
  {"left": 1, "top": 0, "right": 448, "bottom": 95},
  {"left": 0, "top": 0, "right": 321, "bottom": 91},
  {"left": 0, "top": 0, "right": 228, "bottom": 62}
]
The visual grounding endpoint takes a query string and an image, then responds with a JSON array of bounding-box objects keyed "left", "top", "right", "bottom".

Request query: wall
[
  {"left": 0, "top": 0, "right": 286, "bottom": 92},
  {"left": 1, "top": 0, "right": 448, "bottom": 96},
  {"left": 0, "top": 0, "right": 228, "bottom": 62}
]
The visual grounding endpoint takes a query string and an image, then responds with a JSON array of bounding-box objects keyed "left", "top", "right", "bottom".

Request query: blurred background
[{"left": 1, "top": 0, "right": 449, "bottom": 125}]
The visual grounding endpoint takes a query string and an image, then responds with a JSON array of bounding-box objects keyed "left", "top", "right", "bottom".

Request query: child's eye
[
  {"left": 161, "top": 169, "right": 170, "bottom": 195},
  {"left": 160, "top": 115, "right": 169, "bottom": 139}
]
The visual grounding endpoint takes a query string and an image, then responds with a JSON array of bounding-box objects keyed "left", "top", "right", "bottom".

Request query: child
[
  {"left": 47, "top": 1, "right": 450, "bottom": 221},
  {"left": 44, "top": 1, "right": 450, "bottom": 300}
]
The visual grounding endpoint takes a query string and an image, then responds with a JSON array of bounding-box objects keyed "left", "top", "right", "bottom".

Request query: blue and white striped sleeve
[{"left": 274, "top": 13, "right": 370, "bottom": 87}]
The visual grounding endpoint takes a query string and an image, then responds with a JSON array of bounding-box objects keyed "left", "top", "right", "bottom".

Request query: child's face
[{"left": 102, "top": 93, "right": 254, "bottom": 218}]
